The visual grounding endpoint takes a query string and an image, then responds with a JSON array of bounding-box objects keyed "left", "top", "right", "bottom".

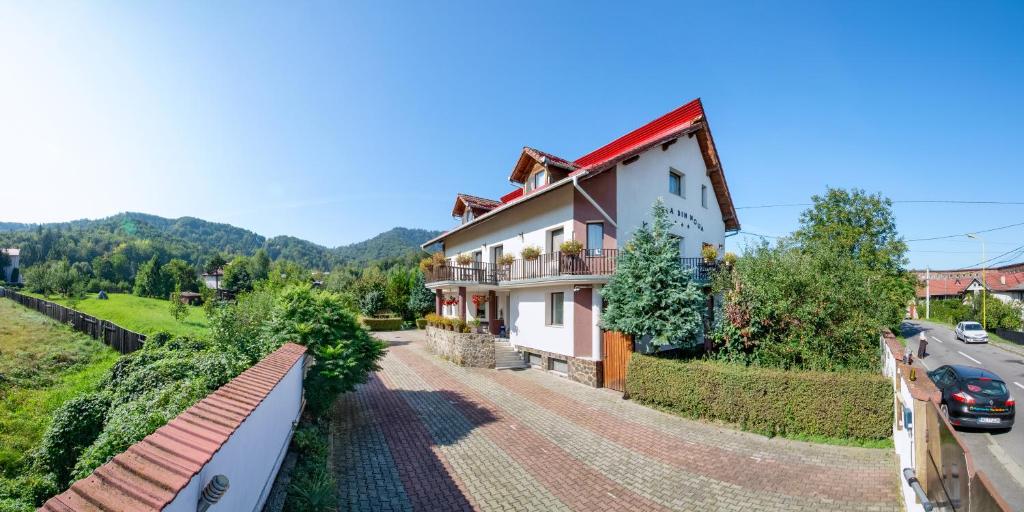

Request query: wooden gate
[{"left": 602, "top": 331, "right": 633, "bottom": 392}]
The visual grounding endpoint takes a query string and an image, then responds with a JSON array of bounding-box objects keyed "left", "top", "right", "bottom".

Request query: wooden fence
[
  {"left": 994, "top": 328, "right": 1024, "bottom": 345},
  {"left": 0, "top": 287, "right": 146, "bottom": 354}
]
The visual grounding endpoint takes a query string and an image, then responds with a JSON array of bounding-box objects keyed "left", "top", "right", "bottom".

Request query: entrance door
[
  {"left": 548, "top": 228, "right": 564, "bottom": 276},
  {"left": 602, "top": 331, "right": 633, "bottom": 392}
]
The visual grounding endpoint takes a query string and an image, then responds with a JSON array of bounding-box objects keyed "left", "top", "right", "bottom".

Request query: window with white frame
[
  {"left": 701, "top": 184, "right": 708, "bottom": 208},
  {"left": 529, "top": 169, "right": 547, "bottom": 191},
  {"left": 669, "top": 168, "right": 684, "bottom": 197},
  {"left": 549, "top": 292, "right": 564, "bottom": 326},
  {"left": 586, "top": 222, "right": 604, "bottom": 255}
]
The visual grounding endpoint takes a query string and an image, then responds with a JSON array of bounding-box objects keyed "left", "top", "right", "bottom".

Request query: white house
[
  {"left": 422, "top": 98, "right": 740, "bottom": 386},
  {"left": 202, "top": 268, "right": 224, "bottom": 290},
  {"left": 2, "top": 248, "right": 21, "bottom": 283}
]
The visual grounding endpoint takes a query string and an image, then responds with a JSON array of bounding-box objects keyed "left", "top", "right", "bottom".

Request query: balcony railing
[{"left": 424, "top": 251, "right": 720, "bottom": 285}]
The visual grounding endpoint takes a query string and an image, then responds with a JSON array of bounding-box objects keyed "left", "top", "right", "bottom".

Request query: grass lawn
[
  {"left": 0, "top": 299, "right": 119, "bottom": 478},
  {"left": 25, "top": 292, "right": 209, "bottom": 338}
]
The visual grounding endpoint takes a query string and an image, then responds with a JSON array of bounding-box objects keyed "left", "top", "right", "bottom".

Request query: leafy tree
[
  {"left": 205, "top": 254, "right": 227, "bottom": 274},
  {"left": 133, "top": 255, "right": 170, "bottom": 298},
  {"left": 0, "top": 250, "right": 10, "bottom": 281},
  {"left": 169, "top": 285, "right": 189, "bottom": 321},
  {"left": 8, "top": 266, "right": 19, "bottom": 284},
  {"left": 601, "top": 199, "right": 705, "bottom": 347},
  {"left": 252, "top": 248, "right": 271, "bottom": 281},
  {"left": 794, "top": 188, "right": 907, "bottom": 274},
  {"left": 408, "top": 270, "right": 435, "bottom": 317},
  {"left": 265, "top": 285, "right": 386, "bottom": 414},
  {"left": 162, "top": 258, "right": 199, "bottom": 293},
  {"left": 359, "top": 289, "right": 386, "bottom": 317},
  {"left": 385, "top": 267, "right": 411, "bottom": 319},
  {"left": 222, "top": 256, "right": 254, "bottom": 293}
]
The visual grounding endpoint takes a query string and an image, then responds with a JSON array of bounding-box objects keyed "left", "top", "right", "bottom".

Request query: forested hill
[{"left": 0, "top": 212, "right": 441, "bottom": 270}]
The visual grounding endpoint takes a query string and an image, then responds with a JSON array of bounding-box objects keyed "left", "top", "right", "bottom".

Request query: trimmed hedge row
[
  {"left": 626, "top": 354, "right": 892, "bottom": 440},
  {"left": 362, "top": 317, "right": 403, "bottom": 331}
]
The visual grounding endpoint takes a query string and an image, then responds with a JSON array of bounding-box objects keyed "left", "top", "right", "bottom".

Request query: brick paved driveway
[{"left": 332, "top": 331, "right": 899, "bottom": 511}]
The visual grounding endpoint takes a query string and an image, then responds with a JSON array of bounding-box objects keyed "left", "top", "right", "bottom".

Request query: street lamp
[{"left": 966, "top": 233, "right": 986, "bottom": 329}]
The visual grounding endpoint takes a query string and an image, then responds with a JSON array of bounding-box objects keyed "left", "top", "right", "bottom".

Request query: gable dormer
[
  {"left": 451, "top": 194, "right": 502, "bottom": 224},
  {"left": 508, "top": 147, "right": 578, "bottom": 194}
]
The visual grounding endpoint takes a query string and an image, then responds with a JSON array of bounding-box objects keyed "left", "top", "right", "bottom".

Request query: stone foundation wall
[
  {"left": 516, "top": 344, "right": 602, "bottom": 388},
  {"left": 425, "top": 326, "right": 495, "bottom": 369}
]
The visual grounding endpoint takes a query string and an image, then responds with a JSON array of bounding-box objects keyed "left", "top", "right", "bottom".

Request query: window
[
  {"left": 701, "top": 185, "right": 708, "bottom": 208},
  {"left": 491, "top": 245, "right": 503, "bottom": 264},
  {"left": 527, "top": 352, "right": 543, "bottom": 368},
  {"left": 586, "top": 223, "right": 604, "bottom": 254},
  {"left": 462, "top": 209, "right": 474, "bottom": 223},
  {"left": 678, "top": 237, "right": 685, "bottom": 259},
  {"left": 530, "top": 170, "right": 547, "bottom": 191},
  {"left": 549, "top": 358, "right": 568, "bottom": 374},
  {"left": 669, "top": 169, "right": 684, "bottom": 197},
  {"left": 549, "top": 227, "right": 564, "bottom": 253},
  {"left": 549, "top": 292, "right": 564, "bottom": 325}
]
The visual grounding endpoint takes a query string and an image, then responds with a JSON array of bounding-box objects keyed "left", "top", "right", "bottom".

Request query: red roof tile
[
  {"left": 573, "top": 98, "right": 705, "bottom": 170},
  {"left": 40, "top": 343, "right": 307, "bottom": 512}
]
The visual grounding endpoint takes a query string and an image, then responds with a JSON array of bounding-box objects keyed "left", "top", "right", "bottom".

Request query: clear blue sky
[{"left": 1, "top": 1, "right": 1021, "bottom": 269}]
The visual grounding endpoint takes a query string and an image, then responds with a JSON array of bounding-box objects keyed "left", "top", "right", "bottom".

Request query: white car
[{"left": 955, "top": 321, "right": 989, "bottom": 343}]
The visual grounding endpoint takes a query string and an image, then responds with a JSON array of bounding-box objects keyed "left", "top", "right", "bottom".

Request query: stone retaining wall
[
  {"left": 425, "top": 326, "right": 495, "bottom": 368},
  {"left": 516, "top": 344, "right": 602, "bottom": 388}
]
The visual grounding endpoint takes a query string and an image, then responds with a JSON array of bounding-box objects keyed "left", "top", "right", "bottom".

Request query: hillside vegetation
[{"left": 0, "top": 212, "right": 441, "bottom": 271}]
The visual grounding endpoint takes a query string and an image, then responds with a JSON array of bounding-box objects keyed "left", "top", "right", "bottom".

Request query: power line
[
  {"left": 951, "top": 243, "right": 1024, "bottom": 271},
  {"left": 905, "top": 220, "right": 1024, "bottom": 242},
  {"left": 735, "top": 200, "right": 1024, "bottom": 210}
]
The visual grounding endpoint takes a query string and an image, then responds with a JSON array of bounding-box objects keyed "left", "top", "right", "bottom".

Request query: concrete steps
[{"left": 494, "top": 340, "right": 528, "bottom": 370}]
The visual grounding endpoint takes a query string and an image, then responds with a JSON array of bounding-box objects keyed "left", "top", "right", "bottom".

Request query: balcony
[{"left": 424, "top": 251, "right": 719, "bottom": 286}]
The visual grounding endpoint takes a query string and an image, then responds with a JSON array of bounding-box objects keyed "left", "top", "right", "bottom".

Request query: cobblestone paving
[{"left": 332, "top": 331, "right": 899, "bottom": 512}]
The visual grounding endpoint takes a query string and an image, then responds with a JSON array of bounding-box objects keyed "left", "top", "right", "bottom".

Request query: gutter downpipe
[{"left": 572, "top": 173, "right": 617, "bottom": 228}]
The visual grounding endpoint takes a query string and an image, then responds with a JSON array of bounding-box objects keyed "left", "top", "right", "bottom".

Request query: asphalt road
[{"left": 902, "top": 320, "right": 1024, "bottom": 509}]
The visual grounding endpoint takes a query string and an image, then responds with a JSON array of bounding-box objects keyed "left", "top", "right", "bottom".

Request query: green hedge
[
  {"left": 415, "top": 318, "right": 427, "bottom": 329},
  {"left": 362, "top": 317, "right": 403, "bottom": 331},
  {"left": 626, "top": 354, "right": 892, "bottom": 440}
]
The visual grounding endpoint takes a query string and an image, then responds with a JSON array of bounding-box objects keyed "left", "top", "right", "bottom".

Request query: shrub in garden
[
  {"left": 285, "top": 422, "right": 336, "bottom": 512},
  {"left": 362, "top": 317, "right": 403, "bottom": 331},
  {"left": 34, "top": 393, "right": 110, "bottom": 485},
  {"left": 415, "top": 318, "right": 427, "bottom": 329},
  {"left": 627, "top": 353, "right": 892, "bottom": 440}
]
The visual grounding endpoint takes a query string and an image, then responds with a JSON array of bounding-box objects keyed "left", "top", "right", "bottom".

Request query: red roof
[
  {"left": 573, "top": 98, "right": 705, "bottom": 170},
  {"left": 500, "top": 188, "right": 524, "bottom": 204},
  {"left": 40, "top": 343, "right": 307, "bottom": 512},
  {"left": 916, "top": 277, "right": 978, "bottom": 298}
]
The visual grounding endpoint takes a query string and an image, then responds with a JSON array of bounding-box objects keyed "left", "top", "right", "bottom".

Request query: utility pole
[
  {"left": 967, "top": 233, "right": 987, "bottom": 329},
  {"left": 925, "top": 267, "right": 930, "bottom": 320}
]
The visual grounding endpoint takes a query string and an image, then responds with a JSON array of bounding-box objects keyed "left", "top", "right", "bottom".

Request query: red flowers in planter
[
  {"left": 471, "top": 294, "right": 487, "bottom": 306},
  {"left": 443, "top": 296, "right": 459, "bottom": 306}
]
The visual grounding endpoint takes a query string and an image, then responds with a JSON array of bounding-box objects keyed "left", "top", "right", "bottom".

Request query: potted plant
[
  {"left": 521, "top": 246, "right": 541, "bottom": 261},
  {"left": 498, "top": 253, "right": 515, "bottom": 267},
  {"left": 723, "top": 251, "right": 737, "bottom": 268},
  {"left": 559, "top": 239, "right": 584, "bottom": 256},
  {"left": 468, "top": 318, "right": 481, "bottom": 333},
  {"left": 455, "top": 253, "right": 473, "bottom": 266},
  {"left": 701, "top": 244, "right": 718, "bottom": 263}
]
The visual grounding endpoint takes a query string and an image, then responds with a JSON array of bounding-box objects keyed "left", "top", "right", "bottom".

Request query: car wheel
[{"left": 941, "top": 403, "right": 950, "bottom": 422}]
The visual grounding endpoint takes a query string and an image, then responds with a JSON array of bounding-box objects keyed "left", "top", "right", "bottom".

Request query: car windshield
[
  {"left": 965, "top": 379, "right": 1007, "bottom": 397},
  {"left": 963, "top": 323, "right": 983, "bottom": 331}
]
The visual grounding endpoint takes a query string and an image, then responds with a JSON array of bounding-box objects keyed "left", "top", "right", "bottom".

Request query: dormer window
[
  {"left": 462, "top": 209, "right": 475, "bottom": 224},
  {"left": 528, "top": 169, "right": 547, "bottom": 191}
]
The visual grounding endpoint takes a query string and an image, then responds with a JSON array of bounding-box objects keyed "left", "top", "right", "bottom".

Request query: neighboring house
[
  {"left": 202, "top": 268, "right": 224, "bottom": 290},
  {"left": 421, "top": 98, "right": 739, "bottom": 386},
  {"left": 1, "top": 248, "right": 21, "bottom": 283},
  {"left": 915, "top": 266, "right": 1024, "bottom": 323}
]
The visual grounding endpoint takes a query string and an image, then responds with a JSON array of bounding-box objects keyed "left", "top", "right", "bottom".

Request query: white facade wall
[
  {"left": 509, "top": 285, "right": 575, "bottom": 356},
  {"left": 1, "top": 252, "right": 18, "bottom": 283},
  {"left": 615, "top": 136, "right": 726, "bottom": 257},
  {"left": 443, "top": 187, "right": 575, "bottom": 264},
  {"left": 165, "top": 355, "right": 305, "bottom": 512}
]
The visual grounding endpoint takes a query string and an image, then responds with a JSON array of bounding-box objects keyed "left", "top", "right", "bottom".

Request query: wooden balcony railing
[{"left": 424, "top": 251, "right": 719, "bottom": 285}]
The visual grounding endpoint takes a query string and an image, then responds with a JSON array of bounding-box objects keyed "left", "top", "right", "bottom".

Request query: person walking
[{"left": 917, "top": 331, "right": 929, "bottom": 358}]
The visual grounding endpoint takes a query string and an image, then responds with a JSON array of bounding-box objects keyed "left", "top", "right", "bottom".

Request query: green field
[
  {"left": 26, "top": 292, "right": 210, "bottom": 338},
  {"left": 0, "top": 299, "right": 119, "bottom": 479}
]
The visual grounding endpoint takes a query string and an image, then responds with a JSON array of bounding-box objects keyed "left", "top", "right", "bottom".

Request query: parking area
[{"left": 331, "top": 330, "right": 899, "bottom": 511}]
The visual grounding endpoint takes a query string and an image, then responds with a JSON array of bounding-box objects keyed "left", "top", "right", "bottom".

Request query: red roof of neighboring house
[
  {"left": 573, "top": 98, "right": 705, "bottom": 170},
  {"left": 916, "top": 277, "right": 979, "bottom": 298},
  {"left": 40, "top": 343, "right": 307, "bottom": 512},
  {"left": 984, "top": 271, "right": 1024, "bottom": 292}
]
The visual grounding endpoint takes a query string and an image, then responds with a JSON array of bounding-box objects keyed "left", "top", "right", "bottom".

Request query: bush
[
  {"left": 925, "top": 296, "right": 1022, "bottom": 331},
  {"left": 285, "top": 423, "right": 336, "bottom": 512},
  {"left": 34, "top": 393, "right": 110, "bottom": 485},
  {"left": 626, "top": 354, "right": 892, "bottom": 440},
  {"left": 362, "top": 317, "right": 403, "bottom": 331},
  {"left": 415, "top": 318, "right": 427, "bottom": 329}
]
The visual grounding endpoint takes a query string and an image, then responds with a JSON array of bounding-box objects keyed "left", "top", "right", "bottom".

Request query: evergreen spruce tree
[
  {"left": 600, "top": 198, "right": 705, "bottom": 346},
  {"left": 407, "top": 270, "right": 435, "bottom": 317}
]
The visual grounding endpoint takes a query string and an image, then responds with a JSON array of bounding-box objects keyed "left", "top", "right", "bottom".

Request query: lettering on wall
[{"left": 667, "top": 207, "right": 704, "bottom": 232}]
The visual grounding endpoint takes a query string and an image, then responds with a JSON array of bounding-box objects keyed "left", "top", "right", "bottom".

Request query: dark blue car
[{"left": 928, "top": 365, "right": 1015, "bottom": 431}]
